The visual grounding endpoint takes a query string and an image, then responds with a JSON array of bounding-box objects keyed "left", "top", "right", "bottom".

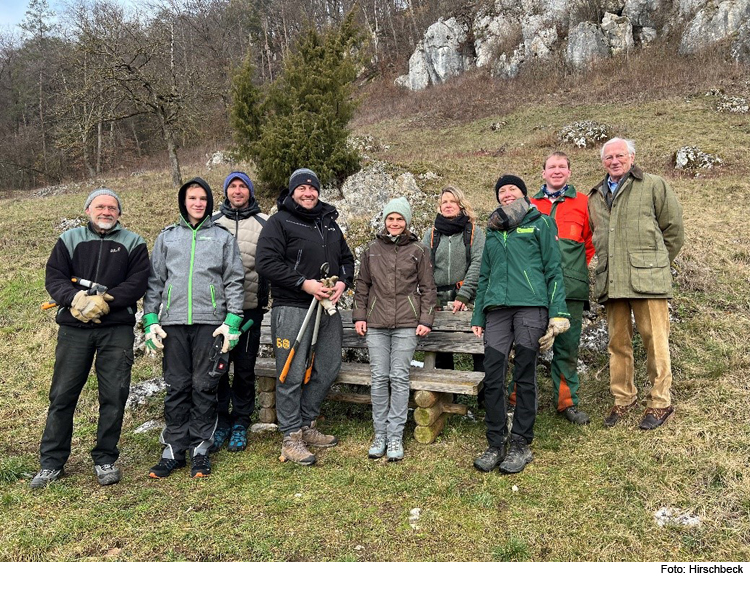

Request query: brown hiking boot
[
  {"left": 639, "top": 406, "right": 674, "bottom": 430},
  {"left": 301, "top": 420, "right": 338, "bottom": 448},
  {"left": 280, "top": 429, "right": 316, "bottom": 465},
  {"left": 603, "top": 400, "right": 638, "bottom": 428}
]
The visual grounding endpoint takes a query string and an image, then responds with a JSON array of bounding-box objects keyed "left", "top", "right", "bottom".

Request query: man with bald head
[
  {"left": 589, "top": 138, "right": 684, "bottom": 430},
  {"left": 31, "top": 188, "right": 150, "bottom": 488}
]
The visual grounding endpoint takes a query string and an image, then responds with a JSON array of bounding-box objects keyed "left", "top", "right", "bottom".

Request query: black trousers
[
  {"left": 161, "top": 324, "right": 222, "bottom": 460},
  {"left": 216, "top": 308, "right": 264, "bottom": 429},
  {"left": 482, "top": 307, "right": 547, "bottom": 447},
  {"left": 40, "top": 325, "right": 134, "bottom": 470}
]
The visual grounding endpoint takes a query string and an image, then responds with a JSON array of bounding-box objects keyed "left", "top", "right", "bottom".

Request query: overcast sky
[{"left": 0, "top": 1, "right": 139, "bottom": 30}]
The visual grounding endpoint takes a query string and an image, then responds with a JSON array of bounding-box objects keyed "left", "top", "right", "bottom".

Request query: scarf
[
  {"left": 487, "top": 197, "right": 531, "bottom": 232},
  {"left": 542, "top": 184, "right": 568, "bottom": 200},
  {"left": 434, "top": 213, "right": 470, "bottom": 236}
]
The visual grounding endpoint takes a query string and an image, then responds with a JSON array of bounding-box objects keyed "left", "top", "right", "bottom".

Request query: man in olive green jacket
[{"left": 589, "top": 137, "right": 684, "bottom": 430}]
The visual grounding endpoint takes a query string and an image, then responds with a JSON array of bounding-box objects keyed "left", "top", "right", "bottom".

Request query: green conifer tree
[{"left": 231, "top": 12, "right": 361, "bottom": 192}]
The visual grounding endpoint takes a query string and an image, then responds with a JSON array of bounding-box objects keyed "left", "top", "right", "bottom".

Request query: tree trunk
[{"left": 164, "top": 125, "right": 182, "bottom": 187}]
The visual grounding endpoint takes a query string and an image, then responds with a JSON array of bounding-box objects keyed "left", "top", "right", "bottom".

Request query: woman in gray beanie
[{"left": 352, "top": 197, "right": 437, "bottom": 461}]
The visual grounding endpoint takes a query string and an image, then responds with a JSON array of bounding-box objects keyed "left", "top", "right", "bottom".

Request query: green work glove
[
  {"left": 70, "top": 291, "right": 114, "bottom": 323},
  {"left": 143, "top": 312, "right": 167, "bottom": 351},
  {"left": 538, "top": 317, "right": 571, "bottom": 353},
  {"left": 212, "top": 313, "right": 243, "bottom": 353}
]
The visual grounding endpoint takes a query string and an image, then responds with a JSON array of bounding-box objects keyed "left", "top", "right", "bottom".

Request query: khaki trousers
[{"left": 606, "top": 298, "right": 672, "bottom": 409}]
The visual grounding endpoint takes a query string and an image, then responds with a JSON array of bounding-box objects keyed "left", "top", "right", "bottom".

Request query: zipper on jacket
[
  {"left": 166, "top": 285, "right": 173, "bottom": 311},
  {"left": 188, "top": 227, "right": 197, "bottom": 324},
  {"left": 293, "top": 249, "right": 302, "bottom": 271},
  {"left": 367, "top": 296, "right": 377, "bottom": 319},
  {"left": 407, "top": 295, "right": 418, "bottom": 321},
  {"left": 210, "top": 285, "right": 217, "bottom": 310},
  {"left": 523, "top": 270, "right": 536, "bottom": 295}
]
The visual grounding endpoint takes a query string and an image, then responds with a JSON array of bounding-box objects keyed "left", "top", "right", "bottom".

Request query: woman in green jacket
[{"left": 471, "top": 175, "right": 570, "bottom": 475}]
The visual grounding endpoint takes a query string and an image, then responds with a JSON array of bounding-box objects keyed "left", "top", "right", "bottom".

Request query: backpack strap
[{"left": 429, "top": 227, "right": 441, "bottom": 266}]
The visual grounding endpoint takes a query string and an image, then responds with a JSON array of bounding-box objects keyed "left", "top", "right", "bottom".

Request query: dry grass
[{"left": 1, "top": 54, "right": 750, "bottom": 562}]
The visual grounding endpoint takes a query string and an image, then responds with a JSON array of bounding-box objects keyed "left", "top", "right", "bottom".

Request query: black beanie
[
  {"left": 288, "top": 168, "right": 321, "bottom": 194},
  {"left": 494, "top": 174, "right": 527, "bottom": 201}
]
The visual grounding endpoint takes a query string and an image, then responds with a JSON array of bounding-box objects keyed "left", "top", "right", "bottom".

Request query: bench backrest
[{"left": 261, "top": 309, "right": 483, "bottom": 355}]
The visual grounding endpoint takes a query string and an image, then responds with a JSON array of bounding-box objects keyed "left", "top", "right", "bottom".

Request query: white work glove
[
  {"left": 539, "top": 317, "right": 570, "bottom": 353},
  {"left": 142, "top": 313, "right": 167, "bottom": 351},
  {"left": 212, "top": 313, "right": 243, "bottom": 353},
  {"left": 70, "top": 291, "right": 114, "bottom": 323}
]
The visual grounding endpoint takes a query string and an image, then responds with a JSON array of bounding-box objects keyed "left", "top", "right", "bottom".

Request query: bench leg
[
  {"left": 413, "top": 390, "right": 452, "bottom": 444},
  {"left": 257, "top": 376, "right": 277, "bottom": 424}
]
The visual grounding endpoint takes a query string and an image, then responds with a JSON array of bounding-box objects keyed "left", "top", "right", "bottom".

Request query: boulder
[
  {"left": 399, "top": 18, "right": 473, "bottom": 90},
  {"left": 601, "top": 12, "right": 634, "bottom": 54},
  {"left": 673, "top": 146, "right": 723, "bottom": 172},
  {"left": 566, "top": 21, "right": 610, "bottom": 69},
  {"left": 679, "top": 0, "right": 750, "bottom": 55}
]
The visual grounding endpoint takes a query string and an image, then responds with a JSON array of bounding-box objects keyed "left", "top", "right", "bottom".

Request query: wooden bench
[{"left": 254, "top": 309, "right": 485, "bottom": 444}]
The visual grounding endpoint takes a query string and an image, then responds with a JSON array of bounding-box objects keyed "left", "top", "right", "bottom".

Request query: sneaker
[
  {"left": 280, "top": 429, "right": 316, "bottom": 465},
  {"left": 301, "top": 420, "right": 338, "bottom": 448},
  {"left": 30, "top": 468, "right": 63, "bottom": 489},
  {"left": 560, "top": 405, "right": 591, "bottom": 425},
  {"left": 94, "top": 463, "right": 121, "bottom": 486},
  {"left": 499, "top": 437, "right": 533, "bottom": 474},
  {"left": 473, "top": 446, "right": 506, "bottom": 472},
  {"left": 191, "top": 452, "right": 211, "bottom": 478},
  {"left": 227, "top": 425, "right": 248, "bottom": 453},
  {"left": 368, "top": 433, "right": 387, "bottom": 459},
  {"left": 148, "top": 457, "right": 186, "bottom": 479},
  {"left": 210, "top": 427, "right": 231, "bottom": 453},
  {"left": 639, "top": 406, "right": 674, "bottom": 430},
  {"left": 603, "top": 400, "right": 638, "bottom": 428},
  {"left": 387, "top": 437, "right": 404, "bottom": 462}
]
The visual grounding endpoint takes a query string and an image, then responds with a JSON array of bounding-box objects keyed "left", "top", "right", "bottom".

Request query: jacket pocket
[
  {"left": 406, "top": 294, "right": 419, "bottom": 322},
  {"left": 629, "top": 250, "right": 670, "bottom": 295}
]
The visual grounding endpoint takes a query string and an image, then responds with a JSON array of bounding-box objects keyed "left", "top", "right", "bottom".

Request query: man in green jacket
[{"left": 589, "top": 138, "right": 684, "bottom": 430}]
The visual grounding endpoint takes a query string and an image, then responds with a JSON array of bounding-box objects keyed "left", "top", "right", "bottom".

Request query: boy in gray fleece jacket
[{"left": 142, "top": 177, "right": 244, "bottom": 479}]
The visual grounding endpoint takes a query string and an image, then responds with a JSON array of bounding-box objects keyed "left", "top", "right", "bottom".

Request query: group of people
[{"left": 30, "top": 135, "right": 684, "bottom": 487}]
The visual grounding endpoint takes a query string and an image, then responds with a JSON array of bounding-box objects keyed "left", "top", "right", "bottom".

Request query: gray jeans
[
  {"left": 366, "top": 328, "right": 418, "bottom": 439},
  {"left": 272, "top": 305, "right": 342, "bottom": 435}
]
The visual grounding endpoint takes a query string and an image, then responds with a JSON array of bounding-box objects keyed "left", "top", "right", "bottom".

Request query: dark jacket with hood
[
  {"left": 143, "top": 177, "right": 244, "bottom": 325},
  {"left": 46, "top": 221, "right": 150, "bottom": 328},
  {"left": 213, "top": 191, "right": 269, "bottom": 311},
  {"left": 255, "top": 189, "right": 354, "bottom": 309},
  {"left": 353, "top": 230, "right": 436, "bottom": 329}
]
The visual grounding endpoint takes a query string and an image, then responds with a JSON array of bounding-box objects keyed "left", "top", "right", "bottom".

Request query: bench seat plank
[{"left": 254, "top": 358, "right": 483, "bottom": 396}]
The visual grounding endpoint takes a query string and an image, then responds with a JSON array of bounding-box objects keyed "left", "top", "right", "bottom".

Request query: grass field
[{"left": 1, "top": 59, "right": 749, "bottom": 563}]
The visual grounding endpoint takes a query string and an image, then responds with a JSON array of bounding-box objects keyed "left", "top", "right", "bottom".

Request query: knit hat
[
  {"left": 288, "top": 168, "right": 321, "bottom": 194},
  {"left": 494, "top": 174, "right": 527, "bottom": 201},
  {"left": 223, "top": 171, "right": 255, "bottom": 199},
  {"left": 382, "top": 197, "right": 412, "bottom": 227},
  {"left": 84, "top": 188, "right": 122, "bottom": 213}
]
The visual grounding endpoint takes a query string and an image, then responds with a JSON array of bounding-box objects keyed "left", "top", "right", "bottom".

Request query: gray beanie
[
  {"left": 382, "top": 197, "right": 412, "bottom": 227},
  {"left": 85, "top": 188, "right": 122, "bottom": 213},
  {"left": 288, "top": 168, "right": 321, "bottom": 194}
]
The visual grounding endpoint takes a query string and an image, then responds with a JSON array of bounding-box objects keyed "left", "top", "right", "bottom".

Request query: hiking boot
[
  {"left": 148, "top": 457, "right": 186, "bottom": 479},
  {"left": 301, "top": 420, "right": 338, "bottom": 448},
  {"left": 226, "top": 425, "right": 248, "bottom": 453},
  {"left": 368, "top": 433, "right": 387, "bottom": 459},
  {"left": 94, "top": 463, "right": 121, "bottom": 486},
  {"left": 473, "top": 446, "right": 506, "bottom": 472},
  {"left": 191, "top": 452, "right": 211, "bottom": 478},
  {"left": 603, "top": 400, "right": 638, "bottom": 428},
  {"left": 280, "top": 429, "right": 316, "bottom": 465},
  {"left": 499, "top": 437, "right": 533, "bottom": 474},
  {"left": 639, "top": 406, "right": 674, "bottom": 430},
  {"left": 210, "top": 427, "right": 230, "bottom": 453},
  {"left": 560, "top": 405, "right": 590, "bottom": 425},
  {"left": 30, "top": 468, "right": 63, "bottom": 489},
  {"left": 387, "top": 437, "right": 404, "bottom": 462}
]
